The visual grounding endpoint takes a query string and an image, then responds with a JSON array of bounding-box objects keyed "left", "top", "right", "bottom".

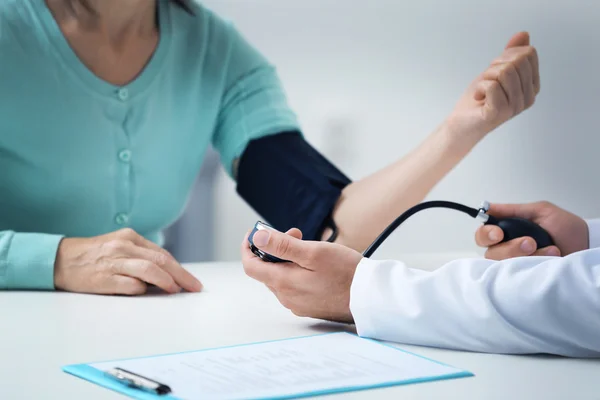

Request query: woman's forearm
[
  {"left": 326, "top": 32, "right": 539, "bottom": 251},
  {"left": 330, "top": 122, "right": 483, "bottom": 252}
]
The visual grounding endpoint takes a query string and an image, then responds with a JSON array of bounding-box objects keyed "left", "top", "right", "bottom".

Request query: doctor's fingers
[
  {"left": 533, "top": 246, "right": 562, "bottom": 257},
  {"left": 242, "top": 256, "right": 306, "bottom": 291},
  {"left": 240, "top": 238, "right": 311, "bottom": 290},
  {"left": 485, "top": 202, "right": 542, "bottom": 220},
  {"left": 486, "top": 242, "right": 561, "bottom": 260},
  {"left": 241, "top": 235, "right": 284, "bottom": 284},
  {"left": 251, "top": 229, "right": 316, "bottom": 267},
  {"left": 475, "top": 225, "right": 505, "bottom": 247},
  {"left": 239, "top": 228, "right": 302, "bottom": 255},
  {"left": 286, "top": 228, "right": 303, "bottom": 240},
  {"left": 484, "top": 237, "right": 543, "bottom": 260}
]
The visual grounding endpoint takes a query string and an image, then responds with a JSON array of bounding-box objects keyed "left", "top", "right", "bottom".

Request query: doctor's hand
[
  {"left": 475, "top": 202, "right": 589, "bottom": 260},
  {"left": 447, "top": 31, "right": 540, "bottom": 141},
  {"left": 53, "top": 228, "right": 203, "bottom": 295},
  {"left": 241, "top": 228, "right": 363, "bottom": 323}
]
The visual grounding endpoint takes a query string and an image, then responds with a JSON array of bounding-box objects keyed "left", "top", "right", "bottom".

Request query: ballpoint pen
[{"left": 105, "top": 367, "right": 172, "bottom": 396}]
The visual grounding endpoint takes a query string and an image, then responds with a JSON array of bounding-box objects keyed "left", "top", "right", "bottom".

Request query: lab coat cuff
[
  {"left": 350, "top": 258, "right": 380, "bottom": 338},
  {"left": 5, "top": 233, "right": 63, "bottom": 290},
  {"left": 586, "top": 219, "right": 600, "bottom": 249}
]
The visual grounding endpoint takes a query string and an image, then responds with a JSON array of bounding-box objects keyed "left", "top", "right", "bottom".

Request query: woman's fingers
[
  {"left": 129, "top": 244, "right": 202, "bottom": 293},
  {"left": 115, "top": 258, "right": 180, "bottom": 294},
  {"left": 477, "top": 44, "right": 538, "bottom": 124},
  {"left": 515, "top": 57, "right": 535, "bottom": 109},
  {"left": 116, "top": 229, "right": 203, "bottom": 292},
  {"left": 110, "top": 275, "right": 148, "bottom": 296},
  {"left": 529, "top": 48, "right": 540, "bottom": 94},
  {"left": 475, "top": 79, "right": 509, "bottom": 122},
  {"left": 483, "top": 62, "right": 524, "bottom": 116}
]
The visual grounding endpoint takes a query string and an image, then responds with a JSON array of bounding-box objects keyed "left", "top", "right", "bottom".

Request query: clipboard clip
[{"left": 105, "top": 367, "right": 172, "bottom": 396}]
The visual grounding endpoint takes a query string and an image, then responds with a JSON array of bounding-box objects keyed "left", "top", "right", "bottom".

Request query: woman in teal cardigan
[{"left": 0, "top": 0, "right": 539, "bottom": 295}]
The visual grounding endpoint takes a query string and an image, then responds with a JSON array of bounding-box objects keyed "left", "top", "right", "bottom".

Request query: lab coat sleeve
[
  {"left": 586, "top": 219, "right": 600, "bottom": 249},
  {"left": 0, "top": 231, "right": 63, "bottom": 290},
  {"left": 349, "top": 250, "right": 600, "bottom": 357}
]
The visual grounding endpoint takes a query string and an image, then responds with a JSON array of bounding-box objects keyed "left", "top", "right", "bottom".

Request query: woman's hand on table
[{"left": 53, "top": 228, "right": 203, "bottom": 295}]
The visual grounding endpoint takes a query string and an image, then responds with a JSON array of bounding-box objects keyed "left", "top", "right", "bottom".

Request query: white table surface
[{"left": 1, "top": 258, "right": 599, "bottom": 400}]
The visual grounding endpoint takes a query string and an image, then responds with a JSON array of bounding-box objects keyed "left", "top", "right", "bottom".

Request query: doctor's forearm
[
  {"left": 329, "top": 122, "right": 484, "bottom": 252},
  {"left": 350, "top": 253, "right": 600, "bottom": 357}
]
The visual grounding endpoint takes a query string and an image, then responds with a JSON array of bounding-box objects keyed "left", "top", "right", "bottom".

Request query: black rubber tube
[{"left": 363, "top": 201, "right": 479, "bottom": 258}]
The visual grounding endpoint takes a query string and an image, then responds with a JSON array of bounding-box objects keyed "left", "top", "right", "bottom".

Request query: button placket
[
  {"left": 117, "top": 88, "right": 129, "bottom": 101},
  {"left": 115, "top": 213, "right": 129, "bottom": 225},
  {"left": 111, "top": 95, "right": 132, "bottom": 228},
  {"left": 118, "top": 149, "right": 132, "bottom": 163}
]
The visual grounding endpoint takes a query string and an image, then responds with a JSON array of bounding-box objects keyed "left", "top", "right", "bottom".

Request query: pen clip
[{"left": 105, "top": 367, "right": 172, "bottom": 396}]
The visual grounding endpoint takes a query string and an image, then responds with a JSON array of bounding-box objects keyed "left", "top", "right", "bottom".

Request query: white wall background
[{"left": 202, "top": 0, "right": 600, "bottom": 261}]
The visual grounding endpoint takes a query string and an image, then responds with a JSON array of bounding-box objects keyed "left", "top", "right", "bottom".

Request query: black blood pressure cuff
[{"left": 236, "top": 132, "right": 352, "bottom": 241}]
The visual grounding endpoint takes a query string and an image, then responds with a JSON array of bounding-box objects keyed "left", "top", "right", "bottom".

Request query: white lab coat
[{"left": 349, "top": 219, "right": 600, "bottom": 358}]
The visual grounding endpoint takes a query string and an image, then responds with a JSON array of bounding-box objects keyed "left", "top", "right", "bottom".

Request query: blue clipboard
[{"left": 63, "top": 332, "right": 474, "bottom": 400}]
